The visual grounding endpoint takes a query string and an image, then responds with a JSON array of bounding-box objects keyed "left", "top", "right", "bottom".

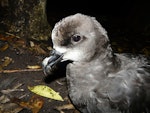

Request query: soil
[{"left": 0, "top": 41, "right": 78, "bottom": 113}]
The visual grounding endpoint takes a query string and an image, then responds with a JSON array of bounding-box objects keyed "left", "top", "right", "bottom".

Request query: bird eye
[{"left": 72, "top": 35, "right": 81, "bottom": 42}]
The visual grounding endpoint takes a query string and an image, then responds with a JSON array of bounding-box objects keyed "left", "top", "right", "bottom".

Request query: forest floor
[
  {"left": 0, "top": 23, "right": 150, "bottom": 113},
  {"left": 0, "top": 35, "right": 78, "bottom": 113}
]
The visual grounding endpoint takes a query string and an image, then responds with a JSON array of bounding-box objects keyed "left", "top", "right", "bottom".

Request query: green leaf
[{"left": 28, "top": 85, "right": 64, "bottom": 101}]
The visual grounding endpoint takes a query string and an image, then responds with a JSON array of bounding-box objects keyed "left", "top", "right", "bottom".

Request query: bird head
[{"left": 42, "top": 13, "right": 111, "bottom": 75}]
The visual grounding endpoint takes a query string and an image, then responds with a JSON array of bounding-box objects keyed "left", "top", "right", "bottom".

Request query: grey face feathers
[{"left": 51, "top": 13, "right": 111, "bottom": 62}]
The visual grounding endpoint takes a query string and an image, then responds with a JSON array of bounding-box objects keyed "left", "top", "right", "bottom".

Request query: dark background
[{"left": 46, "top": 0, "right": 150, "bottom": 54}]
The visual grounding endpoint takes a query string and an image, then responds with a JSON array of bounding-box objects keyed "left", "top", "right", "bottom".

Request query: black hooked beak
[
  {"left": 42, "top": 49, "right": 63, "bottom": 75},
  {"left": 47, "top": 49, "right": 63, "bottom": 68}
]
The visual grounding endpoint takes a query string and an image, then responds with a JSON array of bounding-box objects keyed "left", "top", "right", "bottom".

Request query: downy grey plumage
[{"left": 42, "top": 13, "right": 150, "bottom": 113}]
